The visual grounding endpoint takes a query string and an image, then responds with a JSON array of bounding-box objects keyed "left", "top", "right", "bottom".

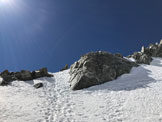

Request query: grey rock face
[{"left": 69, "top": 51, "right": 137, "bottom": 90}]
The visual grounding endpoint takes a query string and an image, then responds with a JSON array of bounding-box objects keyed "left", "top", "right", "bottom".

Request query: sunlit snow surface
[{"left": 1, "top": 58, "right": 162, "bottom": 122}]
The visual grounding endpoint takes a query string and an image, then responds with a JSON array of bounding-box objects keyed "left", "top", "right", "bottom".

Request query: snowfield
[{"left": 1, "top": 58, "right": 162, "bottom": 122}]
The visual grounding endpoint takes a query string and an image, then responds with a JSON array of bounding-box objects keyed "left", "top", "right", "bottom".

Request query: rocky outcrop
[
  {"left": 69, "top": 51, "right": 138, "bottom": 90},
  {"left": 137, "top": 54, "right": 152, "bottom": 64},
  {"left": 131, "top": 52, "right": 152, "bottom": 64},
  {"left": 0, "top": 68, "right": 53, "bottom": 86},
  {"left": 127, "top": 40, "right": 162, "bottom": 64}
]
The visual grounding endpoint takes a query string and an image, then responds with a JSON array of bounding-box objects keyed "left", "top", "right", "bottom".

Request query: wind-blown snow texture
[{"left": 1, "top": 58, "right": 162, "bottom": 122}]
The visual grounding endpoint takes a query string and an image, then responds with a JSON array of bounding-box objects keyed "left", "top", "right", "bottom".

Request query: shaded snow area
[{"left": 1, "top": 58, "right": 162, "bottom": 122}]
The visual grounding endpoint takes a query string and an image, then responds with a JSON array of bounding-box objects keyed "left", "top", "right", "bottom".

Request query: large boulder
[{"left": 69, "top": 51, "right": 138, "bottom": 90}]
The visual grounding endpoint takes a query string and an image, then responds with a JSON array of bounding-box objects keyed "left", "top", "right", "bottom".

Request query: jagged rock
[
  {"left": 69, "top": 51, "right": 137, "bottom": 90},
  {"left": 131, "top": 52, "right": 152, "bottom": 64},
  {"left": 60, "top": 64, "right": 69, "bottom": 71},
  {"left": 136, "top": 54, "right": 152, "bottom": 64},
  {"left": 127, "top": 40, "right": 162, "bottom": 64},
  {"left": 114, "top": 53, "right": 123, "bottom": 58},
  {"left": 138, "top": 41, "right": 162, "bottom": 58},
  {"left": 33, "top": 83, "right": 43, "bottom": 89}
]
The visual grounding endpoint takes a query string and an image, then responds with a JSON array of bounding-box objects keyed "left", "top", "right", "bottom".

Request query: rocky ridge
[{"left": 1, "top": 40, "right": 162, "bottom": 90}]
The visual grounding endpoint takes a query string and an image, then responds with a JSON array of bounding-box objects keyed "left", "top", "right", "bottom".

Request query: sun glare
[
  {"left": 0, "top": 0, "right": 14, "bottom": 5},
  {"left": 0, "top": 0, "right": 25, "bottom": 14}
]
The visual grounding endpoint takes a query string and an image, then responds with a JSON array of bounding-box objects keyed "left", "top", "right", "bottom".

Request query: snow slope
[{"left": 1, "top": 58, "right": 162, "bottom": 122}]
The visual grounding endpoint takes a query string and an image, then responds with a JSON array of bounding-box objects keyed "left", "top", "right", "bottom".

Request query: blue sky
[{"left": 0, "top": 0, "right": 162, "bottom": 72}]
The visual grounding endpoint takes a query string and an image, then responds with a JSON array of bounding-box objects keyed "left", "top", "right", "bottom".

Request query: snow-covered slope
[{"left": 1, "top": 58, "right": 162, "bottom": 122}]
